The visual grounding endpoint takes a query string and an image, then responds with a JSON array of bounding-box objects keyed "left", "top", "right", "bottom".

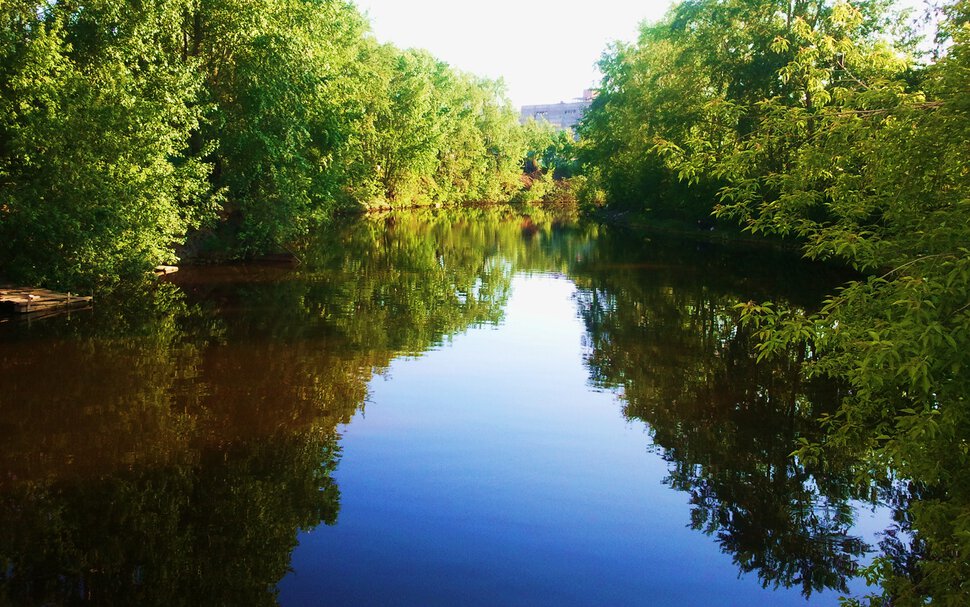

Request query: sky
[{"left": 352, "top": 0, "right": 675, "bottom": 109}]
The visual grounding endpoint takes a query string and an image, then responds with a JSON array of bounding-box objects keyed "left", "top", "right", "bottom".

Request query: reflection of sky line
[{"left": 282, "top": 273, "right": 884, "bottom": 606}]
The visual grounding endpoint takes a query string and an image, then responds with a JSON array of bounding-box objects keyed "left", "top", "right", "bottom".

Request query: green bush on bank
[{"left": 0, "top": 0, "right": 539, "bottom": 289}]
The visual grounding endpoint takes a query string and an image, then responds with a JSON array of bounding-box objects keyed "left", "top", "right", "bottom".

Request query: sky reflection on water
[
  {"left": 0, "top": 207, "right": 887, "bottom": 606},
  {"left": 280, "top": 274, "right": 882, "bottom": 606}
]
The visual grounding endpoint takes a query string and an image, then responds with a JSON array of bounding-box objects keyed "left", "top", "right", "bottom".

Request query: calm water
[{"left": 0, "top": 206, "right": 887, "bottom": 605}]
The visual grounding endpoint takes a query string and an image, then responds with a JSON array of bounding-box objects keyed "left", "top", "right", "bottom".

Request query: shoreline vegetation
[
  {"left": 2, "top": 0, "right": 969, "bottom": 605},
  {"left": 0, "top": 1, "right": 573, "bottom": 290},
  {"left": 574, "top": 0, "right": 970, "bottom": 605}
]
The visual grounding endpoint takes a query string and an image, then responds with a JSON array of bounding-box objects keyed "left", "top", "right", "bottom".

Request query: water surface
[{"left": 0, "top": 206, "right": 884, "bottom": 605}]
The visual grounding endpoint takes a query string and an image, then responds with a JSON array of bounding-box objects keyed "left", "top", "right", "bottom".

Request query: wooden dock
[
  {"left": 154, "top": 265, "right": 179, "bottom": 276},
  {"left": 0, "top": 286, "right": 93, "bottom": 317}
]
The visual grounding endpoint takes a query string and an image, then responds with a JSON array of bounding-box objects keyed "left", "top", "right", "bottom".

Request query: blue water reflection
[
  {"left": 0, "top": 206, "right": 889, "bottom": 605},
  {"left": 280, "top": 274, "right": 883, "bottom": 606}
]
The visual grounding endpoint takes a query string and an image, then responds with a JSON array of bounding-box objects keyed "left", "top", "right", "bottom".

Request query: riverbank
[
  {"left": 586, "top": 207, "right": 806, "bottom": 253},
  {"left": 175, "top": 200, "right": 812, "bottom": 271}
]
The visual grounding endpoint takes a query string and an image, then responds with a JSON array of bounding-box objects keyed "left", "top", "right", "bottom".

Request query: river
[{"left": 0, "top": 205, "right": 889, "bottom": 605}]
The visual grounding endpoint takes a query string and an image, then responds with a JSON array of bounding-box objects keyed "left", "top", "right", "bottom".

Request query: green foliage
[
  {"left": 514, "top": 118, "right": 582, "bottom": 203},
  {"left": 579, "top": 31, "right": 719, "bottom": 217},
  {"left": 583, "top": 0, "right": 969, "bottom": 602},
  {"left": 647, "top": 0, "right": 970, "bottom": 603},
  {"left": 579, "top": 0, "right": 902, "bottom": 223},
  {"left": 0, "top": 1, "right": 215, "bottom": 289},
  {"left": 521, "top": 118, "right": 578, "bottom": 177},
  {"left": 346, "top": 45, "right": 525, "bottom": 209},
  {"left": 0, "top": 1, "right": 534, "bottom": 285}
]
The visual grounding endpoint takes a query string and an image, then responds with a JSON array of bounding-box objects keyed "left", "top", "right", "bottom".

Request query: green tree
[
  {"left": 433, "top": 72, "right": 525, "bottom": 203},
  {"left": 579, "top": 0, "right": 901, "bottom": 222},
  {"left": 656, "top": 1, "right": 970, "bottom": 603},
  {"left": 346, "top": 47, "right": 524, "bottom": 208},
  {"left": 187, "top": 0, "right": 371, "bottom": 255},
  {"left": 0, "top": 1, "right": 214, "bottom": 289},
  {"left": 1, "top": 0, "right": 535, "bottom": 285}
]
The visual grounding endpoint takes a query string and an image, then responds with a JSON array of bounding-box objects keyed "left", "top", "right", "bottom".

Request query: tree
[
  {"left": 187, "top": 0, "right": 371, "bottom": 255},
  {"left": 657, "top": 1, "right": 970, "bottom": 603},
  {"left": 0, "top": 1, "right": 214, "bottom": 289},
  {"left": 579, "top": 0, "right": 900, "bottom": 222},
  {"left": 347, "top": 46, "right": 524, "bottom": 208},
  {"left": 1, "top": 1, "right": 536, "bottom": 285}
]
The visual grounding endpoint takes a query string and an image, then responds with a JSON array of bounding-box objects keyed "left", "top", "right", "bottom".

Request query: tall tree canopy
[
  {"left": 0, "top": 0, "right": 533, "bottom": 288},
  {"left": 0, "top": 0, "right": 214, "bottom": 288},
  {"left": 579, "top": 0, "right": 902, "bottom": 220}
]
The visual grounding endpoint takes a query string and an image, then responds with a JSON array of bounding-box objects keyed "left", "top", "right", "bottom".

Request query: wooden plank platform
[
  {"left": 0, "top": 286, "right": 93, "bottom": 315},
  {"left": 154, "top": 265, "right": 179, "bottom": 276}
]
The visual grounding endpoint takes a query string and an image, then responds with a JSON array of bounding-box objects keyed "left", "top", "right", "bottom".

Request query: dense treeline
[
  {"left": 580, "top": 0, "right": 970, "bottom": 604},
  {"left": 0, "top": 0, "right": 537, "bottom": 289}
]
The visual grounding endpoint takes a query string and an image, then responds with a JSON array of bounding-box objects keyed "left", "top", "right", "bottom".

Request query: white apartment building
[{"left": 519, "top": 89, "right": 595, "bottom": 131}]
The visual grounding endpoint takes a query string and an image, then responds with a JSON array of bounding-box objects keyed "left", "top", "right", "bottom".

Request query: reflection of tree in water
[
  {"left": 0, "top": 435, "right": 341, "bottom": 606},
  {"left": 0, "top": 206, "right": 876, "bottom": 603},
  {"left": 0, "top": 286, "right": 356, "bottom": 605},
  {"left": 573, "top": 229, "right": 871, "bottom": 597},
  {"left": 294, "top": 203, "right": 593, "bottom": 354},
  {"left": 0, "top": 210, "right": 535, "bottom": 606}
]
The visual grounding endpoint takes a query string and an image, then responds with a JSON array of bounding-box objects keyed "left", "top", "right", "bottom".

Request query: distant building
[{"left": 520, "top": 89, "right": 595, "bottom": 132}]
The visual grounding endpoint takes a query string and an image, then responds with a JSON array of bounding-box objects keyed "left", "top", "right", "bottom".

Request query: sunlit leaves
[
  {"left": 346, "top": 44, "right": 525, "bottom": 208},
  {"left": 0, "top": 1, "right": 533, "bottom": 281},
  {"left": 0, "top": 1, "right": 215, "bottom": 289},
  {"left": 583, "top": 0, "right": 970, "bottom": 602}
]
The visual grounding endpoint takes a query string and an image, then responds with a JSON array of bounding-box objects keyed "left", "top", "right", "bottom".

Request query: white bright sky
[{"left": 352, "top": 0, "right": 675, "bottom": 109}]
